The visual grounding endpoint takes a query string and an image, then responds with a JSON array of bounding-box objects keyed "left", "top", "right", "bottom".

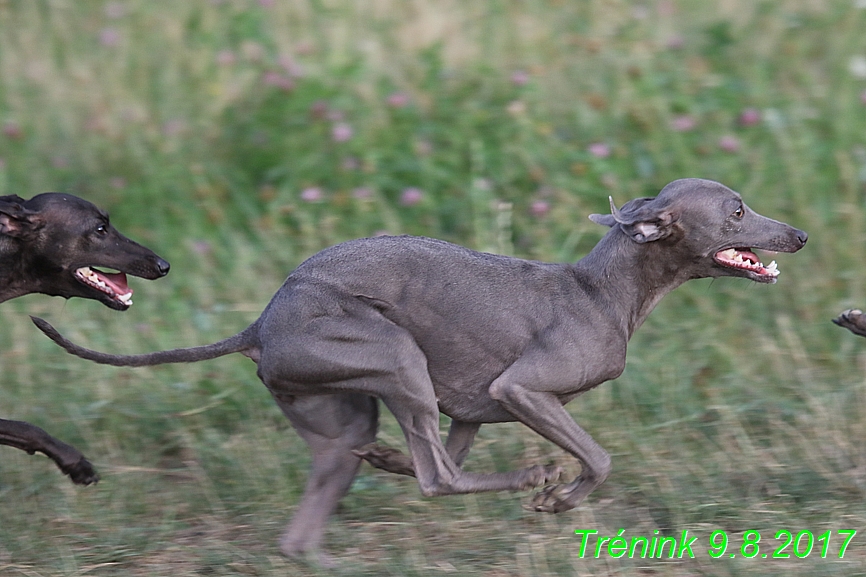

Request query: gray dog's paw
[
  {"left": 518, "top": 464, "right": 562, "bottom": 492},
  {"left": 352, "top": 443, "right": 417, "bottom": 477},
  {"left": 834, "top": 308, "right": 866, "bottom": 338},
  {"left": 530, "top": 483, "right": 576, "bottom": 514}
]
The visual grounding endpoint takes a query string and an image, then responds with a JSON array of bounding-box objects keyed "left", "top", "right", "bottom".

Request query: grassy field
[{"left": 1, "top": 0, "right": 866, "bottom": 575}]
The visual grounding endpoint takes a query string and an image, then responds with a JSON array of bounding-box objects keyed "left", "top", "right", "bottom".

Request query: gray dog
[{"left": 33, "top": 178, "right": 806, "bottom": 561}]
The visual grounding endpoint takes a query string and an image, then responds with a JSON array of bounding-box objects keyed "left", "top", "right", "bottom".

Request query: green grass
[{"left": 1, "top": 0, "right": 866, "bottom": 575}]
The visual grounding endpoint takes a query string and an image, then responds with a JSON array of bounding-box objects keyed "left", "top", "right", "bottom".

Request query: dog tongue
[
  {"left": 740, "top": 249, "right": 759, "bottom": 263},
  {"left": 96, "top": 270, "right": 131, "bottom": 296}
]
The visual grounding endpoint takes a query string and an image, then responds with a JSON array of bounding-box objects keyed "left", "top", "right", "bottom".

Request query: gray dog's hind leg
[
  {"left": 273, "top": 393, "right": 378, "bottom": 563},
  {"left": 353, "top": 419, "right": 480, "bottom": 477}
]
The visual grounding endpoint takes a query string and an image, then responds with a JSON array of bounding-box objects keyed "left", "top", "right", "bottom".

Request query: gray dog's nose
[{"left": 796, "top": 229, "right": 808, "bottom": 246}]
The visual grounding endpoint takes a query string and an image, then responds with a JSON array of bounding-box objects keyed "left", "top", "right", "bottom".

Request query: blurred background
[{"left": 1, "top": 0, "right": 865, "bottom": 575}]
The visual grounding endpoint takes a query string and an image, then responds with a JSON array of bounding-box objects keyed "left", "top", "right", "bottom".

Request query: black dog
[{"left": 0, "top": 193, "right": 169, "bottom": 484}]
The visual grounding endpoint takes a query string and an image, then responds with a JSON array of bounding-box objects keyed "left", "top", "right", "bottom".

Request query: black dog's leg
[
  {"left": 834, "top": 309, "right": 866, "bottom": 338},
  {"left": 0, "top": 419, "right": 98, "bottom": 485}
]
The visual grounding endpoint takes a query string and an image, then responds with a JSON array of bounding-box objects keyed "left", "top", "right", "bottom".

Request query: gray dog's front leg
[{"left": 489, "top": 374, "right": 612, "bottom": 513}]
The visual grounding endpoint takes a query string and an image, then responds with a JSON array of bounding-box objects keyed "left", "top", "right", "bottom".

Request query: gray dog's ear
[
  {"left": 593, "top": 196, "right": 679, "bottom": 243},
  {"left": 588, "top": 213, "right": 617, "bottom": 227}
]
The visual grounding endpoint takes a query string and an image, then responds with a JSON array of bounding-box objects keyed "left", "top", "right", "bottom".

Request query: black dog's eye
[
  {"left": 733, "top": 206, "right": 744, "bottom": 219},
  {"left": 95, "top": 224, "right": 108, "bottom": 236}
]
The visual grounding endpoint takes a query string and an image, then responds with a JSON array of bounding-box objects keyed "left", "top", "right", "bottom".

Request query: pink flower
[
  {"left": 670, "top": 115, "right": 696, "bottom": 132},
  {"left": 2, "top": 121, "right": 23, "bottom": 140},
  {"left": 99, "top": 27, "right": 121, "bottom": 47},
  {"left": 104, "top": 2, "right": 125, "bottom": 19},
  {"left": 262, "top": 71, "right": 294, "bottom": 92},
  {"left": 510, "top": 70, "right": 530, "bottom": 86},
  {"left": 587, "top": 142, "right": 611, "bottom": 158},
  {"left": 414, "top": 139, "right": 433, "bottom": 156},
  {"left": 530, "top": 200, "right": 550, "bottom": 217},
  {"left": 162, "top": 119, "right": 186, "bottom": 137},
  {"left": 739, "top": 108, "right": 761, "bottom": 126},
  {"left": 352, "top": 187, "right": 373, "bottom": 200},
  {"left": 331, "top": 122, "right": 353, "bottom": 143},
  {"left": 386, "top": 92, "right": 410, "bottom": 108},
  {"left": 216, "top": 50, "right": 236, "bottom": 66},
  {"left": 665, "top": 35, "right": 685, "bottom": 50},
  {"left": 718, "top": 135, "right": 740, "bottom": 153},
  {"left": 278, "top": 55, "right": 304, "bottom": 78},
  {"left": 507, "top": 100, "right": 526, "bottom": 115},
  {"left": 191, "top": 240, "right": 212, "bottom": 255},
  {"left": 400, "top": 187, "right": 424, "bottom": 206},
  {"left": 309, "top": 101, "right": 329, "bottom": 120},
  {"left": 300, "top": 187, "right": 323, "bottom": 202},
  {"left": 341, "top": 157, "right": 360, "bottom": 171},
  {"left": 658, "top": 0, "right": 676, "bottom": 16}
]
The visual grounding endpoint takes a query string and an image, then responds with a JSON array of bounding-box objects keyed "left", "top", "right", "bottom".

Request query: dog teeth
[
  {"left": 720, "top": 249, "right": 738, "bottom": 260},
  {"left": 118, "top": 292, "right": 133, "bottom": 305},
  {"left": 765, "top": 260, "right": 779, "bottom": 276}
]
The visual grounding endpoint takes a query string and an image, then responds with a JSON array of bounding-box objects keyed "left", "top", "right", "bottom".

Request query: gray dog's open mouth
[
  {"left": 74, "top": 267, "right": 134, "bottom": 306},
  {"left": 713, "top": 248, "right": 779, "bottom": 282}
]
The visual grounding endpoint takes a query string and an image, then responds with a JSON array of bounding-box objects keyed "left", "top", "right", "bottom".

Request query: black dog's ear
[
  {"left": 0, "top": 201, "right": 42, "bottom": 239},
  {"left": 594, "top": 196, "right": 679, "bottom": 243}
]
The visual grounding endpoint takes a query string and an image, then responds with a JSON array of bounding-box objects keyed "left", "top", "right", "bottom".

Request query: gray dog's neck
[{"left": 574, "top": 227, "right": 688, "bottom": 337}]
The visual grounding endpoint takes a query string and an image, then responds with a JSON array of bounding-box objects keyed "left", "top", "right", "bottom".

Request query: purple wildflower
[
  {"left": 739, "top": 108, "right": 761, "bottom": 126},
  {"left": 300, "top": 187, "right": 323, "bottom": 202},
  {"left": 331, "top": 122, "right": 353, "bottom": 143},
  {"left": 104, "top": 2, "right": 125, "bottom": 19},
  {"left": 386, "top": 92, "right": 410, "bottom": 108},
  {"left": 510, "top": 70, "right": 530, "bottom": 86},
  {"left": 718, "top": 135, "right": 740, "bottom": 153},
  {"left": 587, "top": 142, "right": 611, "bottom": 158},
  {"left": 352, "top": 187, "right": 373, "bottom": 200},
  {"left": 99, "top": 27, "right": 121, "bottom": 47},
  {"left": 216, "top": 50, "right": 236, "bottom": 66},
  {"left": 670, "top": 115, "right": 696, "bottom": 132},
  {"left": 530, "top": 200, "right": 550, "bottom": 217},
  {"left": 2, "top": 121, "right": 23, "bottom": 140},
  {"left": 400, "top": 187, "right": 424, "bottom": 206},
  {"left": 262, "top": 71, "right": 294, "bottom": 92}
]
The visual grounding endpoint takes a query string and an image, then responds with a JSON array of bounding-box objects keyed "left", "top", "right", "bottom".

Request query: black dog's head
[{"left": 0, "top": 193, "right": 169, "bottom": 310}]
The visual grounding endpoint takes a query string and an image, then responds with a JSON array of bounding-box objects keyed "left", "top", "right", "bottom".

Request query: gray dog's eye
[{"left": 733, "top": 206, "right": 744, "bottom": 219}]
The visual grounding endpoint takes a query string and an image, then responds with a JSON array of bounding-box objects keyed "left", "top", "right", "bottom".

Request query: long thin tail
[{"left": 31, "top": 316, "right": 258, "bottom": 367}]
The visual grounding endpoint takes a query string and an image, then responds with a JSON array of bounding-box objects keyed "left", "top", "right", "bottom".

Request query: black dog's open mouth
[
  {"left": 74, "top": 267, "right": 134, "bottom": 307},
  {"left": 713, "top": 248, "right": 779, "bottom": 283}
]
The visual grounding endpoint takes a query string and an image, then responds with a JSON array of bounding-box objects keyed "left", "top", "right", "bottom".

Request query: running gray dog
[{"left": 33, "top": 178, "right": 806, "bottom": 560}]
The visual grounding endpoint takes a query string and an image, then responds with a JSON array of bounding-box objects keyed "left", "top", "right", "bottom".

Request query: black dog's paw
[
  {"left": 833, "top": 308, "right": 866, "bottom": 338},
  {"left": 62, "top": 457, "right": 99, "bottom": 486}
]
